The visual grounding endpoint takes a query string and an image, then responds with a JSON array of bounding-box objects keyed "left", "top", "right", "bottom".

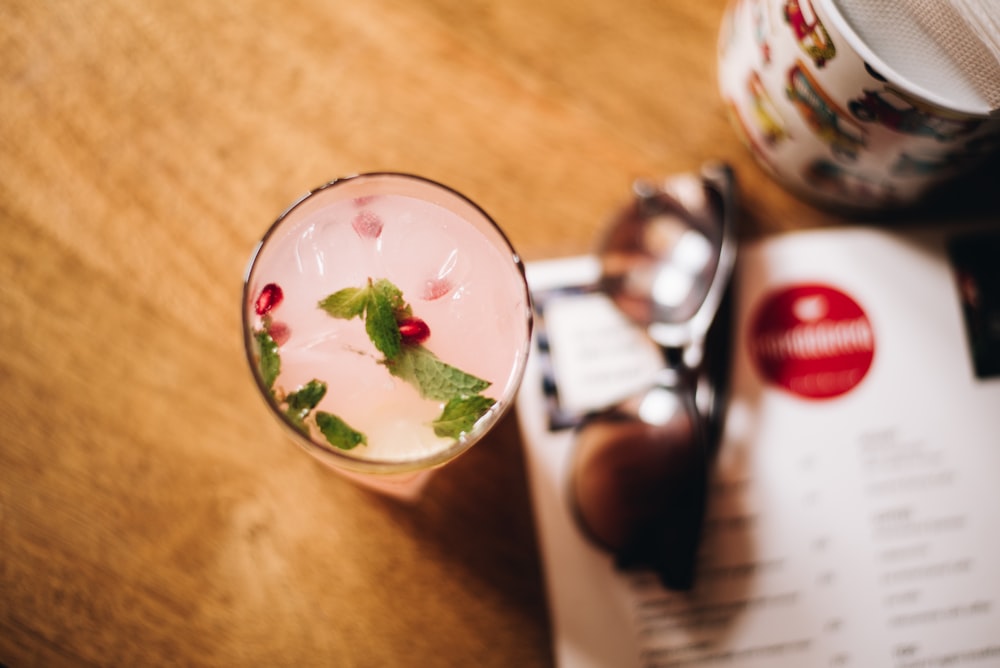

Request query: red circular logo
[{"left": 749, "top": 284, "right": 875, "bottom": 399}]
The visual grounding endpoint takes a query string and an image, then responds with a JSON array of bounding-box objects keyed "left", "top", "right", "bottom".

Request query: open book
[{"left": 516, "top": 226, "right": 1000, "bottom": 668}]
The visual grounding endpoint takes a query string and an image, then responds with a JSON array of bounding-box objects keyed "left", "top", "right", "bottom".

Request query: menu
[{"left": 516, "top": 226, "right": 1000, "bottom": 668}]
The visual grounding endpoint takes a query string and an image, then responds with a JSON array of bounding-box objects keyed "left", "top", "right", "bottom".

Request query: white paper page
[{"left": 517, "top": 227, "right": 1000, "bottom": 668}]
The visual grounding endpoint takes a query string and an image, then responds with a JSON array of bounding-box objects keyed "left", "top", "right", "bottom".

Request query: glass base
[{"left": 331, "top": 465, "right": 434, "bottom": 501}]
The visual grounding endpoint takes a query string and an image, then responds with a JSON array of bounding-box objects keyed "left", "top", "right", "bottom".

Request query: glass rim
[{"left": 241, "top": 171, "right": 533, "bottom": 475}]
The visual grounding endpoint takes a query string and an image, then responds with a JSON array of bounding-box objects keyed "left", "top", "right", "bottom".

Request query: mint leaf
[
  {"left": 318, "top": 278, "right": 412, "bottom": 361},
  {"left": 386, "top": 346, "right": 491, "bottom": 401},
  {"left": 365, "top": 280, "right": 403, "bottom": 360},
  {"left": 433, "top": 395, "right": 496, "bottom": 438},
  {"left": 371, "top": 278, "right": 409, "bottom": 315},
  {"left": 254, "top": 329, "right": 281, "bottom": 390},
  {"left": 286, "top": 379, "right": 327, "bottom": 410},
  {"left": 284, "top": 379, "right": 327, "bottom": 428},
  {"left": 318, "top": 286, "right": 370, "bottom": 320},
  {"left": 315, "top": 411, "right": 367, "bottom": 450}
]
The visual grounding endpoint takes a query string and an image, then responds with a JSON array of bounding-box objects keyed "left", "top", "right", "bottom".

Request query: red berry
[
  {"left": 255, "top": 283, "right": 283, "bottom": 316},
  {"left": 268, "top": 321, "right": 291, "bottom": 346},
  {"left": 352, "top": 210, "right": 383, "bottom": 239},
  {"left": 422, "top": 277, "right": 453, "bottom": 301},
  {"left": 398, "top": 316, "right": 431, "bottom": 345}
]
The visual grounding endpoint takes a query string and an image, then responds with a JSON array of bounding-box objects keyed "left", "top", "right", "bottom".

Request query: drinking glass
[{"left": 242, "top": 173, "right": 532, "bottom": 499}]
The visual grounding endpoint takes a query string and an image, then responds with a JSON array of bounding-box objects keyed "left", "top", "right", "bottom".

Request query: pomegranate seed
[
  {"left": 398, "top": 316, "right": 431, "bottom": 345},
  {"left": 255, "top": 283, "right": 283, "bottom": 316},
  {"left": 268, "top": 321, "right": 291, "bottom": 346},
  {"left": 352, "top": 210, "right": 383, "bottom": 239},
  {"left": 422, "top": 277, "right": 453, "bottom": 301}
]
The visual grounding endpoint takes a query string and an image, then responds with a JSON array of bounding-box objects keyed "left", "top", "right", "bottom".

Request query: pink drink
[{"left": 243, "top": 174, "right": 532, "bottom": 477}]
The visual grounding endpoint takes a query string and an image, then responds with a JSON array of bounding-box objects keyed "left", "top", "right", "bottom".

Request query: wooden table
[{"left": 2, "top": 2, "right": 995, "bottom": 666}]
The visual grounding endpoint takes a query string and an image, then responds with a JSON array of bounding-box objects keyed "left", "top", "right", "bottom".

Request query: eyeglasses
[{"left": 569, "top": 163, "right": 737, "bottom": 591}]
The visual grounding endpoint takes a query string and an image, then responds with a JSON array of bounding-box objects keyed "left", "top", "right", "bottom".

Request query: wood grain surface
[{"left": 1, "top": 1, "right": 996, "bottom": 666}]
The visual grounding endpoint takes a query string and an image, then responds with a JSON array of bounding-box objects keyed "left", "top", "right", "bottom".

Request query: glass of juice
[{"left": 242, "top": 173, "right": 532, "bottom": 499}]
